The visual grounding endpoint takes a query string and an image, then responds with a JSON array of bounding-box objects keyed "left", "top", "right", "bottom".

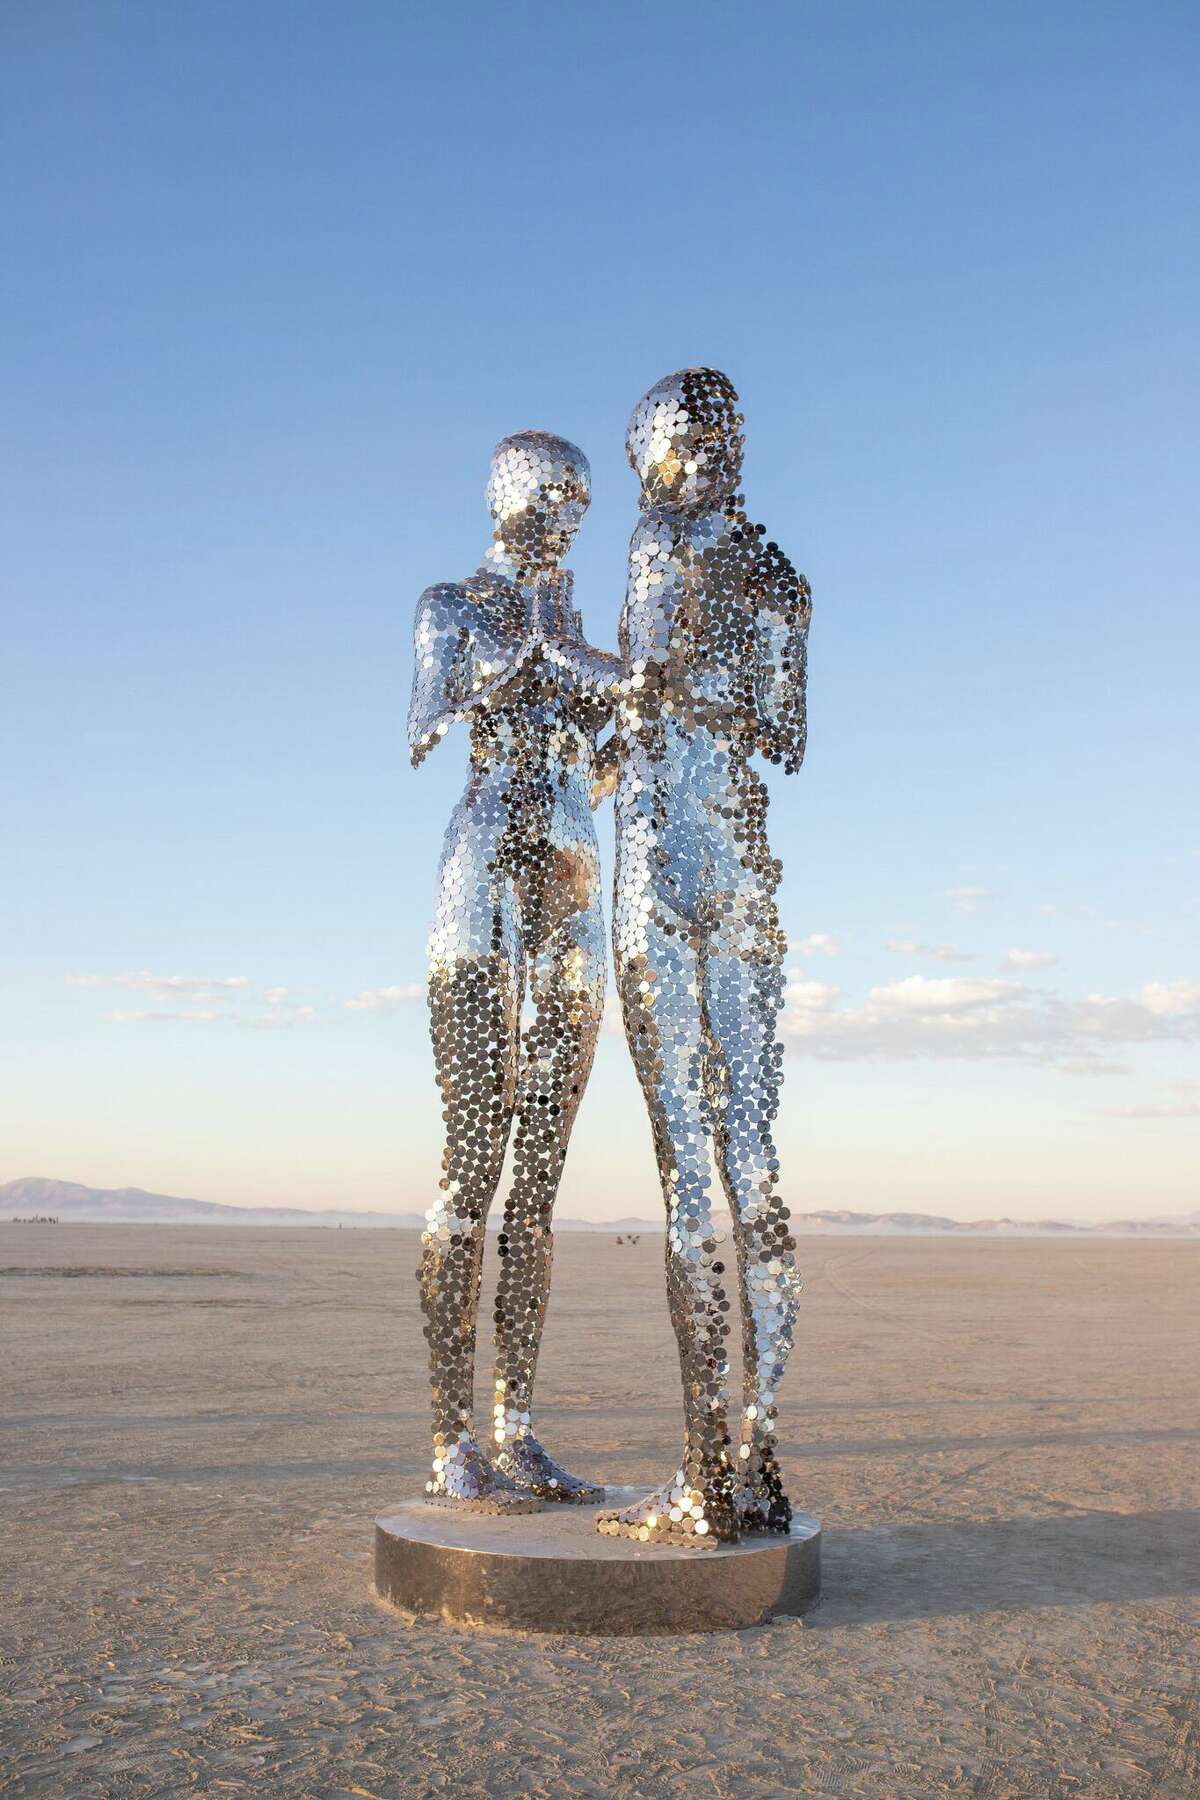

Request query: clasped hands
[{"left": 481, "top": 572, "right": 579, "bottom": 707}]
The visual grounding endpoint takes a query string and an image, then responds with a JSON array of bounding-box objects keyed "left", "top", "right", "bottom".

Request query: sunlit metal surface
[
  {"left": 407, "top": 376, "right": 811, "bottom": 1550},
  {"left": 375, "top": 1492, "right": 821, "bottom": 1633}
]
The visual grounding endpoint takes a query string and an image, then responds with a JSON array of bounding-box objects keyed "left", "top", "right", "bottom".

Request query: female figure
[{"left": 409, "top": 431, "right": 622, "bottom": 1511}]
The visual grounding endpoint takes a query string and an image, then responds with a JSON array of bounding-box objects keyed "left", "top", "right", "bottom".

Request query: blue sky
[{"left": 2, "top": 1, "right": 1197, "bottom": 1221}]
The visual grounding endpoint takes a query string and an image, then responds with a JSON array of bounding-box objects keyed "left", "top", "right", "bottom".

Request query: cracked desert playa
[{"left": 1, "top": 1226, "right": 1197, "bottom": 1798}]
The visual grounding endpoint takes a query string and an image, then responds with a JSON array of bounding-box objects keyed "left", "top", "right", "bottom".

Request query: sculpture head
[
  {"left": 626, "top": 367, "right": 744, "bottom": 512},
  {"left": 486, "top": 431, "right": 591, "bottom": 573}
]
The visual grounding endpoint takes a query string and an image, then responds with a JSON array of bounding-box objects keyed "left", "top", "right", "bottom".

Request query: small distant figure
[{"left": 616, "top": 1235, "right": 624, "bottom": 1245}]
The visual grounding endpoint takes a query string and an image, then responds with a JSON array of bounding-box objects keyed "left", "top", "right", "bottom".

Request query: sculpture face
[
  {"left": 486, "top": 431, "right": 591, "bottom": 569},
  {"left": 625, "top": 367, "right": 745, "bottom": 512}
]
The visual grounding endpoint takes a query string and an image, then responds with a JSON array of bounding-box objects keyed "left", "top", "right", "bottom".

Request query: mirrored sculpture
[
  {"left": 407, "top": 374, "right": 811, "bottom": 1550},
  {"left": 409, "top": 431, "right": 622, "bottom": 1512},
  {"left": 596, "top": 367, "right": 811, "bottom": 1546}
]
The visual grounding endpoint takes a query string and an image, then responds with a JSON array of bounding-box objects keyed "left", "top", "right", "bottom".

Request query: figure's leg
[
  {"left": 704, "top": 790, "right": 801, "bottom": 1531},
  {"left": 491, "top": 871, "right": 606, "bottom": 1501},
  {"left": 598, "top": 899, "right": 739, "bottom": 1545},
  {"left": 417, "top": 872, "right": 540, "bottom": 1511}
]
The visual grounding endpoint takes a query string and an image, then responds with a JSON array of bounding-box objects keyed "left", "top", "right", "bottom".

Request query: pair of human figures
[{"left": 409, "top": 367, "right": 811, "bottom": 1547}]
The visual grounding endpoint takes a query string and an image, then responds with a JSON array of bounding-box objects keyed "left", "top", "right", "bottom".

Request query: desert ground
[{"left": 0, "top": 1225, "right": 1197, "bottom": 1799}]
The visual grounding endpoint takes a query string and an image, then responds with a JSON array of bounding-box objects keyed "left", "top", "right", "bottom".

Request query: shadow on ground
[{"left": 815, "top": 1507, "right": 1200, "bottom": 1624}]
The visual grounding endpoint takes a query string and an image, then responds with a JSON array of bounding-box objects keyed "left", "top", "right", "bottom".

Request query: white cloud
[
  {"left": 885, "top": 938, "right": 976, "bottom": 963},
  {"left": 945, "top": 886, "right": 990, "bottom": 913},
  {"left": 1004, "top": 949, "right": 1058, "bottom": 970},
  {"left": 71, "top": 971, "right": 249, "bottom": 996},
  {"left": 784, "top": 979, "right": 841, "bottom": 1013},
  {"left": 239, "top": 1004, "right": 316, "bottom": 1031},
  {"left": 109, "top": 1008, "right": 224, "bottom": 1025},
  {"left": 80, "top": 972, "right": 315, "bottom": 1029},
  {"left": 108, "top": 1000, "right": 316, "bottom": 1030},
  {"left": 1142, "top": 981, "right": 1200, "bottom": 1017},
  {"left": 868, "top": 976, "right": 1015, "bottom": 1011},
  {"left": 781, "top": 973, "right": 1200, "bottom": 1072},
  {"left": 1104, "top": 1081, "right": 1200, "bottom": 1120},
  {"left": 345, "top": 983, "right": 425, "bottom": 1012},
  {"left": 794, "top": 933, "right": 843, "bottom": 958}
]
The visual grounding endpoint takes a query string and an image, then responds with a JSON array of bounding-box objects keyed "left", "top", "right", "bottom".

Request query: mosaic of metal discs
[
  {"left": 408, "top": 376, "right": 811, "bottom": 1548},
  {"left": 596, "top": 368, "right": 811, "bottom": 1547},
  {"left": 409, "top": 431, "right": 622, "bottom": 1513}
]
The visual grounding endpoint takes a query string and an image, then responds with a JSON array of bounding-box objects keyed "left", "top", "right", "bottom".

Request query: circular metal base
[{"left": 374, "top": 1486, "right": 821, "bottom": 1635}]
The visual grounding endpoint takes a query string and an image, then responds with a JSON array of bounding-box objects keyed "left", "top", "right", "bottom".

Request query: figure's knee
[
  {"left": 546, "top": 942, "right": 606, "bottom": 1038},
  {"left": 428, "top": 944, "right": 519, "bottom": 1009},
  {"left": 417, "top": 1213, "right": 486, "bottom": 1304},
  {"left": 429, "top": 953, "right": 520, "bottom": 1114},
  {"left": 495, "top": 1205, "right": 553, "bottom": 1264}
]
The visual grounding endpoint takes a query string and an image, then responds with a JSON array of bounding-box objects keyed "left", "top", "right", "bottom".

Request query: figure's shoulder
[
  {"left": 628, "top": 509, "right": 675, "bottom": 556},
  {"left": 415, "top": 569, "right": 510, "bottom": 630},
  {"left": 628, "top": 508, "right": 727, "bottom": 571},
  {"left": 414, "top": 577, "right": 467, "bottom": 621},
  {"left": 411, "top": 584, "right": 464, "bottom": 653},
  {"left": 683, "top": 504, "right": 745, "bottom": 554},
  {"left": 462, "top": 566, "right": 515, "bottom": 601}
]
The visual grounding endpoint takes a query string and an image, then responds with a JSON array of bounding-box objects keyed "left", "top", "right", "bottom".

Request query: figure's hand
[
  {"left": 476, "top": 637, "right": 540, "bottom": 710},
  {"left": 590, "top": 764, "right": 618, "bottom": 810},
  {"left": 590, "top": 737, "right": 620, "bottom": 808}
]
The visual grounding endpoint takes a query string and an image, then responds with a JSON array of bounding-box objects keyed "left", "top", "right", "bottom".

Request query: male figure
[
  {"left": 409, "top": 432, "right": 621, "bottom": 1511},
  {"left": 597, "top": 369, "right": 812, "bottom": 1545}
]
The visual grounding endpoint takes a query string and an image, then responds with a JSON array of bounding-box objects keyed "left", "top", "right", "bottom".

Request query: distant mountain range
[
  {"left": 1, "top": 1177, "right": 426, "bottom": 1229},
  {"left": 785, "top": 1207, "right": 1199, "bottom": 1238},
  {"left": 3, "top": 1178, "right": 1198, "bottom": 1237}
]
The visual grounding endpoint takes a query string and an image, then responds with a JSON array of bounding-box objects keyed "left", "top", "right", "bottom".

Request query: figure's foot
[
  {"left": 424, "top": 1435, "right": 545, "bottom": 1514},
  {"left": 495, "top": 1433, "right": 605, "bottom": 1503},
  {"left": 734, "top": 1417, "right": 793, "bottom": 1534},
  {"left": 595, "top": 1467, "right": 739, "bottom": 1547},
  {"left": 735, "top": 1463, "right": 793, "bottom": 1535},
  {"left": 737, "top": 1418, "right": 791, "bottom": 1533}
]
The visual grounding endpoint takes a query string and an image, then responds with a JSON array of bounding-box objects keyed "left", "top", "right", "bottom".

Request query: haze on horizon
[{"left": 2, "top": 4, "right": 1197, "bottom": 1226}]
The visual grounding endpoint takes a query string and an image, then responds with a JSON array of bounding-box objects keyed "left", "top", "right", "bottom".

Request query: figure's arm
[
  {"left": 538, "top": 634, "right": 625, "bottom": 696},
  {"left": 616, "top": 517, "right": 683, "bottom": 713},
  {"left": 752, "top": 541, "right": 812, "bottom": 774},
  {"left": 529, "top": 571, "right": 626, "bottom": 700},
  {"left": 407, "top": 582, "right": 528, "bottom": 769}
]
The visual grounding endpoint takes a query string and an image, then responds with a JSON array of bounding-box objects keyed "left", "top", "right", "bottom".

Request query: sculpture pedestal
[{"left": 374, "top": 1486, "right": 820, "bottom": 1635}]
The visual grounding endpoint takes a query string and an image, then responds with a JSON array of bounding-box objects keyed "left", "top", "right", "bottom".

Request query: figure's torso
[
  {"left": 434, "top": 570, "right": 601, "bottom": 932},
  {"left": 610, "top": 506, "right": 791, "bottom": 938},
  {"left": 617, "top": 505, "right": 762, "bottom": 764},
  {"left": 455, "top": 570, "right": 597, "bottom": 790}
]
